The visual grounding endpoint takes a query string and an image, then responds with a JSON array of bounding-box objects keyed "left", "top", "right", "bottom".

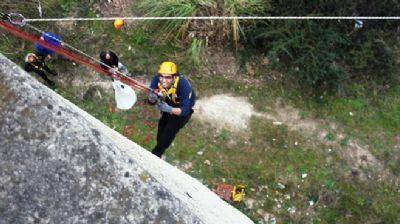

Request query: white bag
[{"left": 112, "top": 80, "right": 137, "bottom": 110}]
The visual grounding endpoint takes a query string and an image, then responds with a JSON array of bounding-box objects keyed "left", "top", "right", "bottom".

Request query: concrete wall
[{"left": 0, "top": 54, "right": 253, "bottom": 224}]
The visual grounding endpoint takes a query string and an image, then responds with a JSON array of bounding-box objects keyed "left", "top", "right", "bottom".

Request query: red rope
[{"left": 0, "top": 20, "right": 149, "bottom": 91}]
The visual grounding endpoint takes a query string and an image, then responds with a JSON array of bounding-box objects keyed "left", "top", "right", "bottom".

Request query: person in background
[
  {"left": 35, "top": 32, "right": 63, "bottom": 59},
  {"left": 147, "top": 61, "right": 196, "bottom": 158},
  {"left": 99, "top": 50, "right": 131, "bottom": 77},
  {"left": 24, "top": 52, "right": 57, "bottom": 86}
]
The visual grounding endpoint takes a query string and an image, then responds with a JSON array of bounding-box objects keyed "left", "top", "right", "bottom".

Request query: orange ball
[{"left": 114, "top": 19, "right": 124, "bottom": 29}]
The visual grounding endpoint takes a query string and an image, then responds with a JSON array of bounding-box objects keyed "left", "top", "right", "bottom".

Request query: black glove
[{"left": 148, "top": 90, "right": 158, "bottom": 103}]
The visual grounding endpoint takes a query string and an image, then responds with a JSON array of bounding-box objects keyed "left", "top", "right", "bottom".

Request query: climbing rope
[
  {"left": 24, "top": 26, "right": 148, "bottom": 91},
  {"left": 0, "top": 13, "right": 150, "bottom": 91},
  {"left": 23, "top": 16, "right": 400, "bottom": 22},
  {"left": 3, "top": 12, "right": 399, "bottom": 96}
]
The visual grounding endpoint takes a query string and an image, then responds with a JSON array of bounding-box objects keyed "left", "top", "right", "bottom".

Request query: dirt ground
[
  {"left": 193, "top": 94, "right": 262, "bottom": 131},
  {"left": 194, "top": 94, "right": 396, "bottom": 183}
]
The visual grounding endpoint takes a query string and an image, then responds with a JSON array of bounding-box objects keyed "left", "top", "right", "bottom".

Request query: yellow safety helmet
[{"left": 158, "top": 61, "right": 177, "bottom": 75}]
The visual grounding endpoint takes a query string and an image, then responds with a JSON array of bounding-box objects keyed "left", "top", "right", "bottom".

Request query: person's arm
[
  {"left": 176, "top": 78, "right": 193, "bottom": 116},
  {"left": 118, "top": 62, "right": 130, "bottom": 76},
  {"left": 148, "top": 75, "right": 159, "bottom": 105}
]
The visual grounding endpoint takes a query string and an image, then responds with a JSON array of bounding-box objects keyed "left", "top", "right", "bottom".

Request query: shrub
[
  {"left": 139, "top": 0, "right": 270, "bottom": 47},
  {"left": 245, "top": 1, "right": 400, "bottom": 96}
]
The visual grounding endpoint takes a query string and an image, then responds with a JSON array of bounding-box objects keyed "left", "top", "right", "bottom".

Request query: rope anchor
[{"left": 8, "top": 13, "right": 26, "bottom": 26}]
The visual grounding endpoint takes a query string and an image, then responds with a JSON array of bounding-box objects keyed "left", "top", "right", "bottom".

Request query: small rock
[
  {"left": 182, "top": 162, "right": 193, "bottom": 171},
  {"left": 288, "top": 206, "right": 296, "bottom": 214},
  {"left": 262, "top": 57, "right": 269, "bottom": 65},
  {"left": 203, "top": 160, "right": 211, "bottom": 166},
  {"left": 277, "top": 183, "right": 285, "bottom": 189},
  {"left": 244, "top": 198, "right": 256, "bottom": 209}
]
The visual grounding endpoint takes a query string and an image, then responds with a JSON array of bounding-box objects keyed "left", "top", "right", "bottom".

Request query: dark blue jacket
[
  {"left": 150, "top": 75, "right": 196, "bottom": 116},
  {"left": 35, "top": 32, "right": 62, "bottom": 57}
]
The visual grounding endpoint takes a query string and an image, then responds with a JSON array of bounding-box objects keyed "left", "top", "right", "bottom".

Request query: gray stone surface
[{"left": 0, "top": 54, "right": 253, "bottom": 224}]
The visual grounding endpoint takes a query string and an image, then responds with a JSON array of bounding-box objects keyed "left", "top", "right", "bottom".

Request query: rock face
[{"left": 0, "top": 54, "right": 253, "bottom": 224}]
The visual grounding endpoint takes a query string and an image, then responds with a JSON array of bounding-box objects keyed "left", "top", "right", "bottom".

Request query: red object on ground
[
  {"left": 143, "top": 119, "right": 157, "bottom": 128},
  {"left": 123, "top": 125, "right": 135, "bottom": 137},
  {"left": 108, "top": 104, "right": 114, "bottom": 113},
  {"left": 215, "top": 183, "right": 234, "bottom": 201}
]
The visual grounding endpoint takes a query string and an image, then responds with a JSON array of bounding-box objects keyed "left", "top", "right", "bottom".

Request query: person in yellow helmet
[{"left": 148, "top": 61, "right": 196, "bottom": 158}]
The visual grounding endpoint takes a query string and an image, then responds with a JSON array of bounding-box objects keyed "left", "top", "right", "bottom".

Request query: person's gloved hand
[
  {"left": 148, "top": 90, "right": 158, "bottom": 103},
  {"left": 158, "top": 101, "right": 173, "bottom": 113},
  {"left": 109, "top": 67, "right": 118, "bottom": 74}
]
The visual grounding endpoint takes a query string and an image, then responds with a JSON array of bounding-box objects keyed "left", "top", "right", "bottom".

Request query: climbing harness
[{"left": 158, "top": 76, "right": 180, "bottom": 104}]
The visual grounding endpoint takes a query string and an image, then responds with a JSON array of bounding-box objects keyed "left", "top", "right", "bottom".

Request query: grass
[
  {"left": 55, "top": 69, "right": 400, "bottom": 223},
  {"left": 1, "top": 2, "right": 399, "bottom": 222},
  {"left": 138, "top": 0, "right": 198, "bottom": 39},
  {"left": 311, "top": 85, "right": 400, "bottom": 175},
  {"left": 188, "top": 38, "right": 204, "bottom": 67}
]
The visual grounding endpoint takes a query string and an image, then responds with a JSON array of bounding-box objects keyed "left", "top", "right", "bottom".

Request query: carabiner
[{"left": 8, "top": 13, "right": 26, "bottom": 26}]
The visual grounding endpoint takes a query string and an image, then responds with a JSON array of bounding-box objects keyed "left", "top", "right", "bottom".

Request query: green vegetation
[
  {"left": 57, "top": 76, "right": 400, "bottom": 223},
  {"left": 139, "top": 0, "right": 269, "bottom": 48},
  {"left": 1, "top": 0, "right": 399, "bottom": 223}
]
